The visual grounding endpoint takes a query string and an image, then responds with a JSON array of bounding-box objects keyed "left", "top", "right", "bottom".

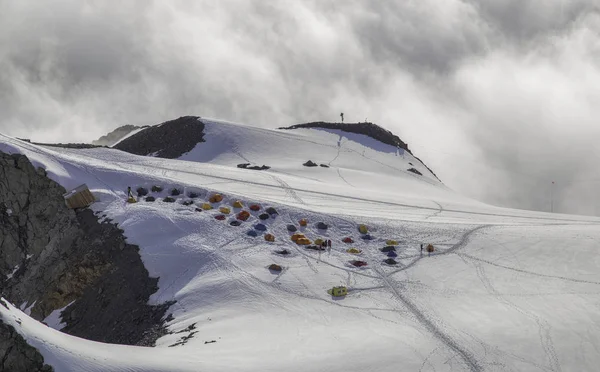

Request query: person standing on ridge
[{"left": 340, "top": 113, "right": 344, "bottom": 122}]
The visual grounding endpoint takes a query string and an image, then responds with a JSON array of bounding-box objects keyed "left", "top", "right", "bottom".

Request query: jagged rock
[
  {"left": 0, "top": 319, "right": 53, "bottom": 372},
  {"left": 303, "top": 160, "right": 318, "bottom": 167},
  {"left": 319, "top": 164, "right": 329, "bottom": 168},
  {"left": 0, "top": 151, "right": 172, "bottom": 350}
]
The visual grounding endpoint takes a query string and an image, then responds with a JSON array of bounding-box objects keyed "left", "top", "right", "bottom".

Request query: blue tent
[
  {"left": 361, "top": 234, "right": 373, "bottom": 240},
  {"left": 387, "top": 251, "right": 398, "bottom": 257},
  {"left": 254, "top": 223, "right": 267, "bottom": 231},
  {"left": 247, "top": 230, "right": 258, "bottom": 237}
]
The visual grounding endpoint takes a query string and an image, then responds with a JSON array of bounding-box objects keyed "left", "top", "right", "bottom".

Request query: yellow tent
[
  {"left": 386, "top": 240, "right": 398, "bottom": 246},
  {"left": 209, "top": 193, "right": 223, "bottom": 203},
  {"left": 327, "top": 286, "right": 348, "bottom": 297},
  {"left": 265, "top": 234, "right": 275, "bottom": 242},
  {"left": 291, "top": 233, "right": 305, "bottom": 242},
  {"left": 346, "top": 248, "right": 361, "bottom": 254},
  {"left": 201, "top": 203, "right": 213, "bottom": 210},
  {"left": 296, "top": 238, "right": 312, "bottom": 245},
  {"left": 358, "top": 224, "right": 368, "bottom": 234},
  {"left": 299, "top": 218, "right": 308, "bottom": 227},
  {"left": 314, "top": 238, "right": 324, "bottom": 246},
  {"left": 219, "top": 207, "right": 231, "bottom": 214},
  {"left": 232, "top": 200, "right": 243, "bottom": 208}
]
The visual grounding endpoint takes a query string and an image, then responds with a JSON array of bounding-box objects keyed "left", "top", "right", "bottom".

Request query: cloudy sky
[{"left": 1, "top": 0, "right": 599, "bottom": 215}]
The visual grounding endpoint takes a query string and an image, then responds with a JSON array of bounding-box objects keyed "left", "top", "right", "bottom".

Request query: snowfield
[{"left": 1, "top": 118, "right": 600, "bottom": 372}]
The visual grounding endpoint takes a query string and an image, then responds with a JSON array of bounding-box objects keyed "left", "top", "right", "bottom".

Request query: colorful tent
[
  {"left": 381, "top": 246, "right": 396, "bottom": 252},
  {"left": 351, "top": 260, "right": 368, "bottom": 267},
  {"left": 266, "top": 207, "right": 278, "bottom": 215},
  {"left": 386, "top": 240, "right": 398, "bottom": 246},
  {"left": 232, "top": 200, "right": 244, "bottom": 208},
  {"left": 342, "top": 237, "right": 354, "bottom": 243},
  {"left": 346, "top": 248, "right": 362, "bottom": 254},
  {"left": 249, "top": 204, "right": 261, "bottom": 211},
  {"left": 237, "top": 210, "right": 250, "bottom": 221},
  {"left": 215, "top": 215, "right": 226, "bottom": 221},
  {"left": 230, "top": 220, "right": 242, "bottom": 226},
  {"left": 255, "top": 224, "right": 267, "bottom": 231},
  {"left": 384, "top": 258, "right": 398, "bottom": 265},
  {"left": 387, "top": 251, "right": 398, "bottom": 257},
  {"left": 316, "top": 222, "right": 328, "bottom": 230},
  {"left": 328, "top": 286, "right": 348, "bottom": 297},
  {"left": 299, "top": 218, "right": 308, "bottom": 227},
  {"left": 209, "top": 193, "right": 223, "bottom": 203},
  {"left": 287, "top": 224, "right": 298, "bottom": 232},
  {"left": 219, "top": 207, "right": 231, "bottom": 214},
  {"left": 201, "top": 203, "right": 213, "bottom": 210},
  {"left": 291, "top": 233, "right": 305, "bottom": 242},
  {"left": 296, "top": 238, "right": 312, "bottom": 245},
  {"left": 427, "top": 244, "right": 434, "bottom": 253},
  {"left": 268, "top": 264, "right": 282, "bottom": 271},
  {"left": 247, "top": 230, "right": 258, "bottom": 237},
  {"left": 258, "top": 213, "right": 270, "bottom": 220},
  {"left": 264, "top": 233, "right": 275, "bottom": 242},
  {"left": 361, "top": 234, "right": 373, "bottom": 240},
  {"left": 314, "top": 238, "right": 324, "bottom": 246},
  {"left": 358, "top": 224, "right": 368, "bottom": 234}
]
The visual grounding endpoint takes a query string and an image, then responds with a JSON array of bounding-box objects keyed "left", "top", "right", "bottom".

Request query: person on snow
[{"left": 420, "top": 243, "right": 423, "bottom": 257}]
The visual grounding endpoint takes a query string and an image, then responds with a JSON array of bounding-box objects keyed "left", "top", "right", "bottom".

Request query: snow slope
[{"left": 1, "top": 118, "right": 600, "bottom": 372}]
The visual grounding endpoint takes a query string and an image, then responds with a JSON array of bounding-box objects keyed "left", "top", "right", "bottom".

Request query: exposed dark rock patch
[
  {"left": 0, "top": 317, "right": 53, "bottom": 372},
  {"left": 0, "top": 151, "right": 172, "bottom": 356},
  {"left": 303, "top": 160, "right": 318, "bottom": 167},
  {"left": 281, "top": 121, "right": 441, "bottom": 181},
  {"left": 92, "top": 124, "right": 147, "bottom": 147},
  {"left": 319, "top": 164, "right": 329, "bottom": 168},
  {"left": 237, "top": 163, "right": 270, "bottom": 170},
  {"left": 407, "top": 168, "right": 423, "bottom": 176},
  {"left": 114, "top": 116, "right": 205, "bottom": 158}
]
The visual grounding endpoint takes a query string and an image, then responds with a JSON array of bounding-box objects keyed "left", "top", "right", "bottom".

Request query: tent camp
[
  {"left": 386, "top": 240, "right": 398, "bottom": 246},
  {"left": 358, "top": 224, "right": 368, "bottom": 234},
  {"left": 249, "top": 204, "right": 261, "bottom": 211},
  {"left": 346, "top": 248, "right": 362, "bottom": 254},
  {"left": 342, "top": 237, "right": 354, "bottom": 243},
  {"left": 264, "top": 234, "right": 275, "bottom": 242},
  {"left": 219, "top": 207, "right": 231, "bottom": 214},
  {"left": 201, "top": 203, "right": 213, "bottom": 210},
  {"left": 232, "top": 200, "right": 244, "bottom": 208},
  {"left": 299, "top": 218, "right": 308, "bottom": 227}
]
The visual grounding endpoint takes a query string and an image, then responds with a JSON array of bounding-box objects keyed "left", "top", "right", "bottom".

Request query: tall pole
[{"left": 551, "top": 181, "right": 554, "bottom": 213}]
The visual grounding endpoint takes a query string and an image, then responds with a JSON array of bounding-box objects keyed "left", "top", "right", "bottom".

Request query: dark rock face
[
  {"left": 303, "top": 160, "right": 318, "bottom": 167},
  {"left": 281, "top": 121, "right": 441, "bottom": 181},
  {"left": 407, "top": 168, "right": 423, "bottom": 176},
  {"left": 114, "top": 116, "right": 205, "bottom": 158},
  {"left": 282, "top": 122, "right": 410, "bottom": 151},
  {"left": 237, "top": 163, "right": 270, "bottom": 170},
  {"left": 0, "top": 314, "right": 53, "bottom": 372},
  {"left": 92, "top": 124, "right": 145, "bottom": 147},
  {"left": 0, "top": 151, "right": 172, "bottom": 362}
]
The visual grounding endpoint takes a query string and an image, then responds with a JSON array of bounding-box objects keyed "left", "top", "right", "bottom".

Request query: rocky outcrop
[
  {"left": 0, "top": 151, "right": 172, "bottom": 359},
  {"left": 282, "top": 122, "right": 411, "bottom": 151},
  {"left": 281, "top": 121, "right": 441, "bottom": 181},
  {"left": 0, "top": 310, "right": 53, "bottom": 372},
  {"left": 114, "top": 116, "right": 205, "bottom": 158},
  {"left": 92, "top": 124, "right": 145, "bottom": 147}
]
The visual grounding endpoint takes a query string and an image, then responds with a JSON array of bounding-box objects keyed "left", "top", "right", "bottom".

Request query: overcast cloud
[{"left": 1, "top": 0, "right": 599, "bottom": 214}]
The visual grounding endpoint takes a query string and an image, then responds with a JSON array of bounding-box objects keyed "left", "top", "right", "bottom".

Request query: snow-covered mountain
[{"left": 1, "top": 117, "right": 600, "bottom": 372}]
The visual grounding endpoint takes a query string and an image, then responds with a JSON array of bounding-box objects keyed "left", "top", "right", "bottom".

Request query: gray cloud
[{"left": 1, "top": 0, "right": 599, "bottom": 215}]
